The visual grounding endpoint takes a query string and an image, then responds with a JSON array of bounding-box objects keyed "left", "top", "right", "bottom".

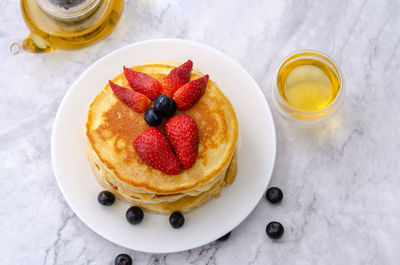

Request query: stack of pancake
[{"left": 85, "top": 62, "right": 238, "bottom": 214}]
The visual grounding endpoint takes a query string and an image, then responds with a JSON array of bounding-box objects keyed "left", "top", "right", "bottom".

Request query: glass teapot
[{"left": 12, "top": 0, "right": 124, "bottom": 53}]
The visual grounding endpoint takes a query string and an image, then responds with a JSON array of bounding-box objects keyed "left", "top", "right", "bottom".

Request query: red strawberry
[
  {"left": 109, "top": 81, "right": 150, "bottom": 112},
  {"left": 133, "top": 128, "right": 182, "bottom": 175},
  {"left": 161, "top": 60, "right": 193, "bottom": 98},
  {"left": 164, "top": 115, "right": 198, "bottom": 170},
  {"left": 123, "top": 66, "right": 162, "bottom": 100},
  {"left": 173, "top": 75, "right": 209, "bottom": 110}
]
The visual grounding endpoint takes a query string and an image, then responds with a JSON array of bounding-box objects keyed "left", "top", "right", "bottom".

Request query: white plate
[{"left": 51, "top": 39, "right": 276, "bottom": 253}]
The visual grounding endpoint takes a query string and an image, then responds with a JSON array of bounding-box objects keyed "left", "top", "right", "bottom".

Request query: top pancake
[{"left": 86, "top": 62, "right": 238, "bottom": 194}]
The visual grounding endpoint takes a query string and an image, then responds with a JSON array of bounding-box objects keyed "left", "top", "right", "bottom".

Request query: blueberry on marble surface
[
  {"left": 115, "top": 253, "right": 132, "bottom": 265},
  {"left": 265, "top": 187, "right": 283, "bottom": 204},
  {"left": 217, "top": 232, "right": 231, "bottom": 241},
  {"left": 266, "top": 221, "right": 284, "bottom": 239}
]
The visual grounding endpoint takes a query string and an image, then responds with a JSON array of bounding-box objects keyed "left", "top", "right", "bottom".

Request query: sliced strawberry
[
  {"left": 123, "top": 66, "right": 162, "bottom": 100},
  {"left": 165, "top": 115, "right": 198, "bottom": 170},
  {"left": 133, "top": 128, "right": 182, "bottom": 175},
  {"left": 173, "top": 75, "right": 209, "bottom": 110},
  {"left": 109, "top": 81, "right": 150, "bottom": 112},
  {"left": 161, "top": 60, "right": 193, "bottom": 98}
]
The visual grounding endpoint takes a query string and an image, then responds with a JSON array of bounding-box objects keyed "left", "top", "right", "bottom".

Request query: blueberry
[
  {"left": 169, "top": 211, "right": 185, "bottom": 228},
  {"left": 266, "top": 221, "right": 284, "bottom": 239},
  {"left": 115, "top": 253, "right": 132, "bottom": 265},
  {"left": 97, "top": 191, "right": 115, "bottom": 206},
  {"left": 126, "top": 206, "right": 144, "bottom": 225},
  {"left": 265, "top": 187, "right": 283, "bottom": 204},
  {"left": 217, "top": 232, "right": 231, "bottom": 241},
  {"left": 154, "top": 95, "right": 177, "bottom": 117},
  {"left": 165, "top": 100, "right": 177, "bottom": 117},
  {"left": 144, "top": 108, "right": 162, "bottom": 127}
]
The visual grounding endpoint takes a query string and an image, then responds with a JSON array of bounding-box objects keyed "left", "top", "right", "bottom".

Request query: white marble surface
[{"left": 1, "top": 0, "right": 400, "bottom": 264}]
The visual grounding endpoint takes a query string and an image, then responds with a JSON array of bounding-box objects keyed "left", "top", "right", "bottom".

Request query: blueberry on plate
[
  {"left": 97, "top": 191, "right": 115, "bottom": 206},
  {"left": 126, "top": 206, "right": 144, "bottom": 225},
  {"left": 266, "top": 221, "right": 284, "bottom": 239},
  {"left": 217, "top": 232, "right": 231, "bottom": 241},
  {"left": 154, "top": 95, "right": 177, "bottom": 117},
  {"left": 144, "top": 108, "right": 162, "bottom": 127},
  {"left": 265, "top": 187, "right": 283, "bottom": 204},
  {"left": 115, "top": 253, "right": 132, "bottom": 265},
  {"left": 169, "top": 211, "right": 185, "bottom": 228}
]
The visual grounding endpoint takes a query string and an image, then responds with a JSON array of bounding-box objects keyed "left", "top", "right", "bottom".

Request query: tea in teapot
[{"left": 17, "top": 0, "right": 123, "bottom": 53}]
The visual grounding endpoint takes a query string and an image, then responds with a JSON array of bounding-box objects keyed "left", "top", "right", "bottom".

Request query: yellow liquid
[
  {"left": 277, "top": 58, "right": 340, "bottom": 112},
  {"left": 20, "top": 0, "right": 124, "bottom": 53}
]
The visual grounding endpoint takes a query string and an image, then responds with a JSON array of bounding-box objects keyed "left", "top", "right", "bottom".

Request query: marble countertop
[{"left": 1, "top": 0, "right": 400, "bottom": 264}]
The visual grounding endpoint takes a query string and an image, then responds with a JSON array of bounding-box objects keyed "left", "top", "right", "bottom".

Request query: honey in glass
[{"left": 273, "top": 51, "right": 343, "bottom": 124}]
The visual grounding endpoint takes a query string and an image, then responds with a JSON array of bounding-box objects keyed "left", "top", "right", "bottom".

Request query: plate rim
[{"left": 51, "top": 38, "right": 276, "bottom": 253}]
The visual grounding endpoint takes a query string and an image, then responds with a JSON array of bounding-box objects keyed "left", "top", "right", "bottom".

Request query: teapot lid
[{"left": 35, "top": 0, "right": 101, "bottom": 21}]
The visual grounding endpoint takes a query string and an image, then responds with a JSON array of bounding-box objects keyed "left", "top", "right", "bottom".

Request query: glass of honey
[
  {"left": 12, "top": 0, "right": 123, "bottom": 53},
  {"left": 272, "top": 50, "right": 343, "bottom": 125}
]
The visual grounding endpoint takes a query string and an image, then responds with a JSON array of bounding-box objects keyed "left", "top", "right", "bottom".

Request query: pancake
[
  {"left": 88, "top": 140, "right": 237, "bottom": 213},
  {"left": 86, "top": 62, "right": 238, "bottom": 213},
  {"left": 87, "top": 135, "right": 236, "bottom": 204}
]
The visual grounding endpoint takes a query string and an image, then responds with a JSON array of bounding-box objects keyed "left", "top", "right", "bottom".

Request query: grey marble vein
[{"left": 1, "top": 0, "right": 400, "bottom": 264}]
